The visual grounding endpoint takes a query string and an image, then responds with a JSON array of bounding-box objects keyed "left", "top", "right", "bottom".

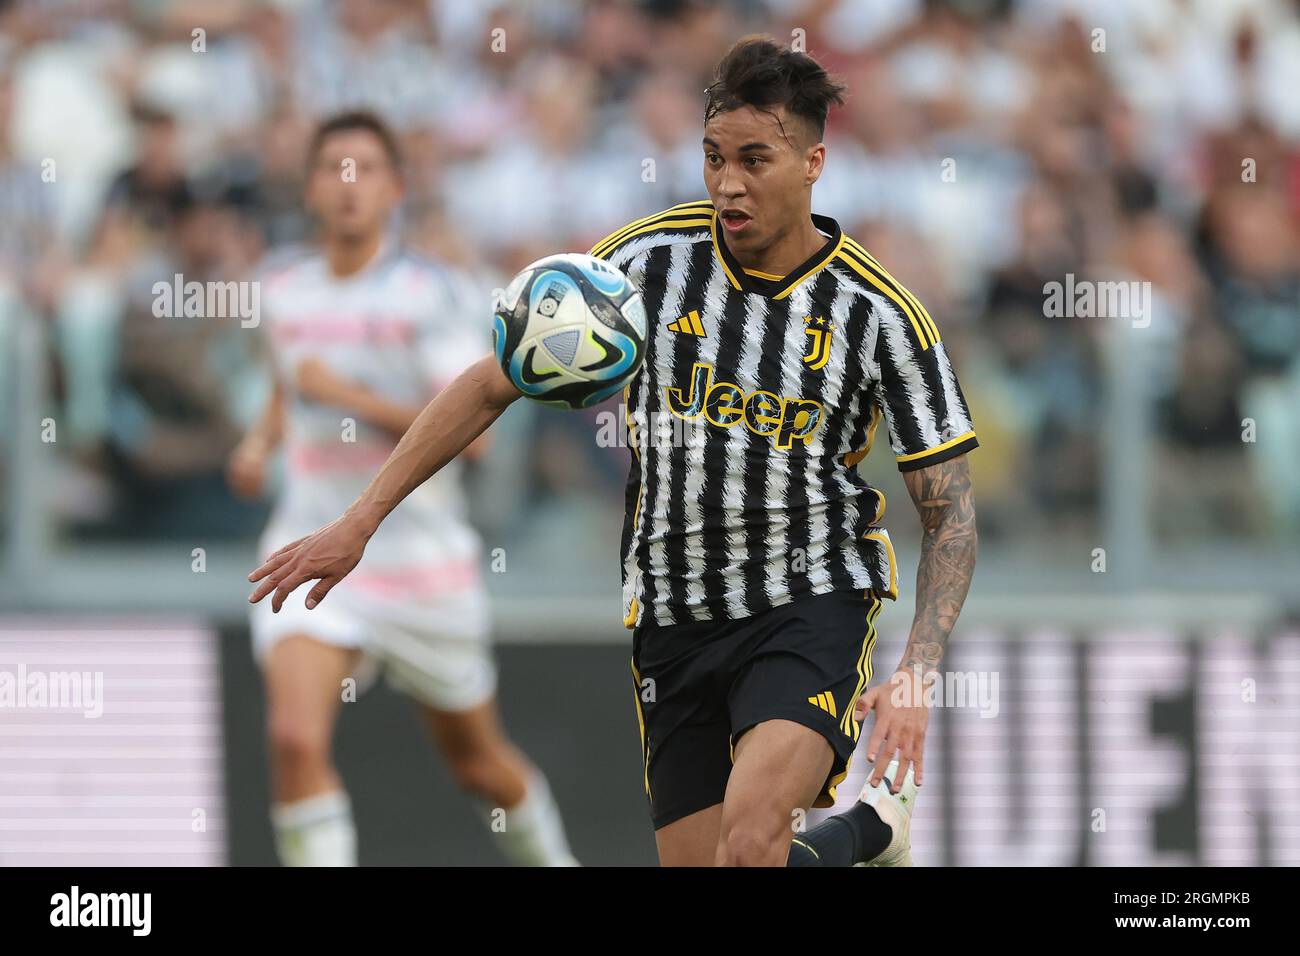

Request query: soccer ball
[{"left": 492, "top": 253, "right": 647, "bottom": 409}]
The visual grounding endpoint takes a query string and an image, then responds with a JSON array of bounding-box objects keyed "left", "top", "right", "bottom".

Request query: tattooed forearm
[{"left": 899, "top": 454, "right": 977, "bottom": 675}]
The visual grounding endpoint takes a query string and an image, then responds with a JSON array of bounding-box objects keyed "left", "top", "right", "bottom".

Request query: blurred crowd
[{"left": 1, "top": 0, "right": 1298, "bottom": 556}]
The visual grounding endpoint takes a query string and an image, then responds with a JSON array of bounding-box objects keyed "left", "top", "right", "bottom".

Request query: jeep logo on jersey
[{"left": 665, "top": 362, "right": 824, "bottom": 450}]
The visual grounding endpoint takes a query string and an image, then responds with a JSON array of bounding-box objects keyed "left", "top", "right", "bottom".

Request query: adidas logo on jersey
[{"left": 667, "top": 310, "right": 706, "bottom": 337}]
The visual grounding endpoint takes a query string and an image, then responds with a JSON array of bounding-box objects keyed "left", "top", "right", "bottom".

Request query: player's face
[
  {"left": 703, "top": 104, "right": 825, "bottom": 254},
  {"left": 305, "top": 129, "right": 403, "bottom": 242}
]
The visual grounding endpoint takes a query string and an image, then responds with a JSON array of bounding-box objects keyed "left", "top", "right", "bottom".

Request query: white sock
[
  {"left": 478, "top": 773, "right": 579, "bottom": 867},
  {"left": 271, "top": 790, "right": 357, "bottom": 867}
]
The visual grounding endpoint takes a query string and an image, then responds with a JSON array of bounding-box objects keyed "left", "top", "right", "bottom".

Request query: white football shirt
[{"left": 258, "top": 241, "right": 491, "bottom": 605}]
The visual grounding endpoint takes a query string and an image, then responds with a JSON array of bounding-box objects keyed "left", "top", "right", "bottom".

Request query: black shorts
[{"left": 629, "top": 588, "right": 883, "bottom": 830}]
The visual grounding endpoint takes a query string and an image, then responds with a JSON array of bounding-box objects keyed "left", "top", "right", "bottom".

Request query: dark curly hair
[{"left": 704, "top": 35, "right": 847, "bottom": 142}]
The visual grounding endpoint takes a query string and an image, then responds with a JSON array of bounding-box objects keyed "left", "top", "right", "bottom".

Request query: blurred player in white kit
[{"left": 226, "top": 111, "right": 576, "bottom": 866}]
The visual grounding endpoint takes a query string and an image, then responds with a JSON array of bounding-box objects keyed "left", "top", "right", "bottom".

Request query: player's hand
[
  {"left": 295, "top": 356, "right": 359, "bottom": 407},
  {"left": 855, "top": 667, "right": 931, "bottom": 792},
  {"left": 226, "top": 434, "right": 272, "bottom": 499},
  {"left": 247, "top": 513, "right": 372, "bottom": 613}
]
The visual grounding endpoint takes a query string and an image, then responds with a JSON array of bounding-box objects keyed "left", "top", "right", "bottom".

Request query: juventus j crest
[{"left": 803, "top": 315, "right": 833, "bottom": 371}]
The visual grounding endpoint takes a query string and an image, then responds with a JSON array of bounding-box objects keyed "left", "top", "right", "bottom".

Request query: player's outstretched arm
[
  {"left": 857, "top": 453, "right": 977, "bottom": 791},
  {"left": 247, "top": 354, "right": 521, "bottom": 612}
]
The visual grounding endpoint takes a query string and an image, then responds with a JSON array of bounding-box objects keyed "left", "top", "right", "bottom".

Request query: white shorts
[{"left": 250, "top": 582, "right": 496, "bottom": 713}]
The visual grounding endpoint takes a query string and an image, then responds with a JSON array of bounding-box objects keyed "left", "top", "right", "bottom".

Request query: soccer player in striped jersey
[
  {"left": 249, "top": 38, "right": 978, "bottom": 867},
  {"left": 231, "top": 112, "right": 576, "bottom": 866}
]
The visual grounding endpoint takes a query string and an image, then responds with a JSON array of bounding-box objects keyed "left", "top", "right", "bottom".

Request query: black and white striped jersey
[{"left": 589, "top": 200, "right": 978, "bottom": 629}]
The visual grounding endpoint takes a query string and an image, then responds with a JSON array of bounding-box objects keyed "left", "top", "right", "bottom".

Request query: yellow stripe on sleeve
[
  {"left": 894, "top": 430, "right": 977, "bottom": 465},
  {"left": 589, "top": 201, "right": 714, "bottom": 258},
  {"left": 836, "top": 249, "right": 932, "bottom": 349},
  {"left": 843, "top": 239, "right": 941, "bottom": 346}
]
